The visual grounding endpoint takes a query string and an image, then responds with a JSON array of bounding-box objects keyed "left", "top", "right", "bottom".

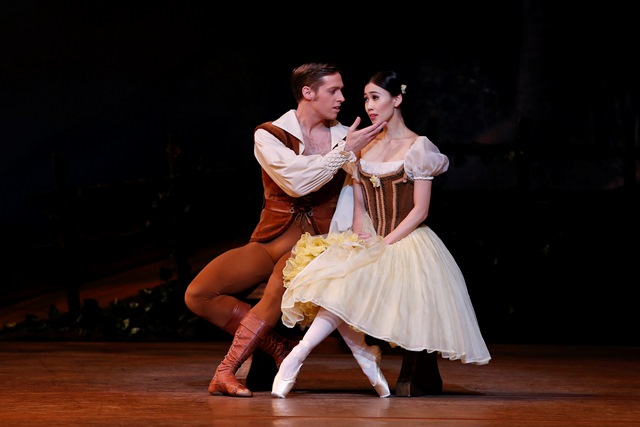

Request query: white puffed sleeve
[{"left": 404, "top": 136, "right": 449, "bottom": 180}]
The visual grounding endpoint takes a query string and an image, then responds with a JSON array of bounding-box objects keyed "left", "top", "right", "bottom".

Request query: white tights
[{"left": 278, "top": 308, "right": 376, "bottom": 380}]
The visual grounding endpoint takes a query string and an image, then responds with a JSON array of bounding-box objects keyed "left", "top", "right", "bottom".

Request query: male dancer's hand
[{"left": 344, "top": 117, "right": 386, "bottom": 154}]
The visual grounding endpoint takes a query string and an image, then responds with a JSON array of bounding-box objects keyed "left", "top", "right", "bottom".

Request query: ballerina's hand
[{"left": 357, "top": 232, "right": 372, "bottom": 240}]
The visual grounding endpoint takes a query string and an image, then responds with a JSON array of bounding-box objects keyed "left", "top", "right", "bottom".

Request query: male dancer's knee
[{"left": 184, "top": 281, "right": 223, "bottom": 318}]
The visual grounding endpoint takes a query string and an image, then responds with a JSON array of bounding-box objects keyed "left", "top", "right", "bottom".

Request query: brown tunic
[{"left": 249, "top": 122, "right": 347, "bottom": 242}]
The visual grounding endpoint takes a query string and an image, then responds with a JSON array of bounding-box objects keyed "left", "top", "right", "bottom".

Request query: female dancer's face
[{"left": 363, "top": 83, "right": 397, "bottom": 125}]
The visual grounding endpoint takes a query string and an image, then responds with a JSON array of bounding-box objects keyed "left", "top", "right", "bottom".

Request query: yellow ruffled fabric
[
  {"left": 282, "top": 231, "right": 361, "bottom": 327},
  {"left": 283, "top": 231, "right": 361, "bottom": 287}
]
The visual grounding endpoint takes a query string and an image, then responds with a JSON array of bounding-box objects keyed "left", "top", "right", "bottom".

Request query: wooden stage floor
[{"left": 1, "top": 341, "right": 638, "bottom": 426}]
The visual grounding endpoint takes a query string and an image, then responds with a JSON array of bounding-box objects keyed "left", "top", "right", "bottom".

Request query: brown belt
[{"left": 264, "top": 199, "right": 336, "bottom": 219}]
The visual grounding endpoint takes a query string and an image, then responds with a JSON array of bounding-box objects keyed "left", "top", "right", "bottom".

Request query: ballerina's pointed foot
[
  {"left": 271, "top": 363, "right": 302, "bottom": 398},
  {"left": 373, "top": 375, "right": 391, "bottom": 398},
  {"left": 371, "top": 360, "right": 390, "bottom": 398},
  {"left": 353, "top": 345, "right": 390, "bottom": 398},
  {"left": 271, "top": 341, "right": 310, "bottom": 398}
]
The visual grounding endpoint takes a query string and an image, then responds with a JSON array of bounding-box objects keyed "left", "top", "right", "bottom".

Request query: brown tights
[{"left": 184, "top": 222, "right": 312, "bottom": 333}]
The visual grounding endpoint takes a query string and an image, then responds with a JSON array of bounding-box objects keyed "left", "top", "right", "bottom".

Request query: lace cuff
[{"left": 325, "top": 149, "right": 357, "bottom": 173}]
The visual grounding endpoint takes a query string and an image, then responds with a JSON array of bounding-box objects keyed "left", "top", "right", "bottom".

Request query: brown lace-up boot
[
  {"left": 220, "top": 301, "right": 251, "bottom": 336},
  {"left": 217, "top": 301, "right": 294, "bottom": 391},
  {"left": 259, "top": 329, "right": 295, "bottom": 367},
  {"left": 208, "top": 312, "right": 274, "bottom": 397},
  {"left": 243, "top": 328, "right": 296, "bottom": 391},
  {"left": 220, "top": 300, "right": 293, "bottom": 366}
]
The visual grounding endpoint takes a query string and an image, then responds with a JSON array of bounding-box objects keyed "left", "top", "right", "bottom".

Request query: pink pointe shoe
[
  {"left": 271, "top": 342, "right": 309, "bottom": 398},
  {"left": 271, "top": 363, "right": 302, "bottom": 398},
  {"left": 352, "top": 345, "right": 390, "bottom": 398}
]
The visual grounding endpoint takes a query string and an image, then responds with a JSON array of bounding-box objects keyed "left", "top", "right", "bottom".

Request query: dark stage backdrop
[{"left": 1, "top": 2, "right": 637, "bottom": 345}]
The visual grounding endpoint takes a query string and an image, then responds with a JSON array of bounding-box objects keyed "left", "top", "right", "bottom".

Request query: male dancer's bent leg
[
  {"left": 187, "top": 224, "right": 306, "bottom": 397},
  {"left": 207, "top": 253, "right": 292, "bottom": 397},
  {"left": 184, "top": 243, "right": 274, "bottom": 333}
]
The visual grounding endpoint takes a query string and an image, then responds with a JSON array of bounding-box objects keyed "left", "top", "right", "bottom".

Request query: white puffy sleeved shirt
[{"left": 254, "top": 110, "right": 357, "bottom": 198}]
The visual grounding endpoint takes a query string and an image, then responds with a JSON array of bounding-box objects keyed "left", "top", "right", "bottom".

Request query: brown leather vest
[
  {"left": 250, "top": 122, "right": 347, "bottom": 242},
  {"left": 357, "top": 163, "right": 415, "bottom": 237}
]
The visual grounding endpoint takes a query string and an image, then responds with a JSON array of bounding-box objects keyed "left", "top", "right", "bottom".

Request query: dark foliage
[{"left": 0, "top": 279, "right": 228, "bottom": 342}]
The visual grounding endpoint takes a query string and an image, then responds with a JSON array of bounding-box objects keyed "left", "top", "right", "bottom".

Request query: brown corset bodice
[{"left": 358, "top": 163, "right": 415, "bottom": 237}]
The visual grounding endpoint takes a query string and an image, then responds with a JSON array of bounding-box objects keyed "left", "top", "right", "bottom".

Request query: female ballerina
[{"left": 271, "top": 70, "right": 491, "bottom": 398}]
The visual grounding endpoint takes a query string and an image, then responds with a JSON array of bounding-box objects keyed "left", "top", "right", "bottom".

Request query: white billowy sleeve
[
  {"left": 254, "top": 128, "right": 357, "bottom": 197},
  {"left": 329, "top": 183, "right": 354, "bottom": 233},
  {"left": 404, "top": 136, "right": 450, "bottom": 180}
]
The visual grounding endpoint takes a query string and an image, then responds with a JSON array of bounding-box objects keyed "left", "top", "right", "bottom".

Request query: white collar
[{"left": 271, "top": 110, "right": 348, "bottom": 149}]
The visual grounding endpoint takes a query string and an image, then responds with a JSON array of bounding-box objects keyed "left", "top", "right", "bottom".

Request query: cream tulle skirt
[{"left": 281, "top": 223, "right": 491, "bottom": 365}]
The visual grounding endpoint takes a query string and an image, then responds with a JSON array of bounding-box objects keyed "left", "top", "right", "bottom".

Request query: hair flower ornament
[
  {"left": 370, "top": 175, "right": 381, "bottom": 188},
  {"left": 400, "top": 84, "right": 407, "bottom": 94}
]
